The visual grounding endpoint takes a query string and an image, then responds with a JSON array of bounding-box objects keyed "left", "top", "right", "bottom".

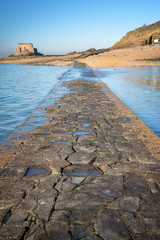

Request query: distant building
[{"left": 14, "top": 43, "right": 42, "bottom": 56}]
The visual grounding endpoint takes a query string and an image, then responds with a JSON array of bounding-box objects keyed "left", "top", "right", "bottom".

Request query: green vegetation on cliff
[{"left": 112, "top": 21, "right": 160, "bottom": 49}]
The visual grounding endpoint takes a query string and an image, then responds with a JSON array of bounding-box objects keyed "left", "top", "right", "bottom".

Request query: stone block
[
  {"left": 35, "top": 202, "right": 53, "bottom": 221},
  {"left": 68, "top": 152, "right": 96, "bottom": 164},
  {"left": 7, "top": 211, "right": 28, "bottom": 225},
  {"left": 0, "top": 225, "right": 26, "bottom": 240},
  {"left": 55, "top": 191, "right": 109, "bottom": 210},
  {"left": 142, "top": 218, "right": 160, "bottom": 234},
  {"left": 108, "top": 196, "right": 140, "bottom": 212},
  {"left": 46, "top": 220, "right": 70, "bottom": 240},
  {"left": 96, "top": 208, "right": 130, "bottom": 240}
]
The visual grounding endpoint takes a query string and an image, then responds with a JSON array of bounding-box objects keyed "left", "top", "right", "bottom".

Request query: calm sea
[
  {"left": 94, "top": 66, "right": 160, "bottom": 137},
  {"left": 0, "top": 65, "right": 160, "bottom": 146},
  {"left": 0, "top": 64, "right": 69, "bottom": 145}
]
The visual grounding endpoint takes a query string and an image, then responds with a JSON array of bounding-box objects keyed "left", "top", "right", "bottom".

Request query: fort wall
[{"left": 15, "top": 43, "right": 39, "bottom": 56}]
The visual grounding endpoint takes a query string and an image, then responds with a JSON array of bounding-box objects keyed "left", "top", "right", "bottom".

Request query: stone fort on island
[{"left": 14, "top": 43, "right": 42, "bottom": 56}]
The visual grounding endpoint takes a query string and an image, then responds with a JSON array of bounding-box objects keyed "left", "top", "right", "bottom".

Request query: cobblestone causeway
[{"left": 0, "top": 64, "right": 160, "bottom": 239}]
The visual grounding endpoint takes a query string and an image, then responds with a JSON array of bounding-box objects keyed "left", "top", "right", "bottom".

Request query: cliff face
[{"left": 112, "top": 21, "right": 160, "bottom": 49}]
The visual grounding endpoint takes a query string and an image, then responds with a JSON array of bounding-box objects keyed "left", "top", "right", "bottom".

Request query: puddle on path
[
  {"left": 100, "top": 100, "right": 112, "bottom": 103},
  {"left": 117, "top": 119, "right": 126, "bottom": 123},
  {"left": 69, "top": 101, "right": 74, "bottom": 105},
  {"left": 78, "top": 115, "right": 93, "bottom": 118},
  {"left": 25, "top": 168, "right": 48, "bottom": 176},
  {"left": 74, "top": 131, "right": 90, "bottom": 136},
  {"left": 61, "top": 124, "right": 72, "bottom": 126},
  {"left": 82, "top": 123, "right": 92, "bottom": 128},
  {"left": 151, "top": 168, "right": 160, "bottom": 172},
  {"left": 67, "top": 117, "right": 75, "bottom": 120},
  {"left": 64, "top": 165, "right": 103, "bottom": 177},
  {"left": 33, "top": 133, "right": 51, "bottom": 137},
  {"left": 101, "top": 190, "right": 117, "bottom": 198},
  {"left": 0, "top": 168, "right": 26, "bottom": 177},
  {"left": 0, "top": 169, "right": 9, "bottom": 176},
  {"left": 54, "top": 141, "right": 70, "bottom": 144}
]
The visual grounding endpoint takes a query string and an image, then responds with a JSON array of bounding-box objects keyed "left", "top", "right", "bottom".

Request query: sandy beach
[
  {"left": 80, "top": 45, "right": 160, "bottom": 68},
  {"left": 0, "top": 45, "right": 160, "bottom": 68},
  {"left": 0, "top": 52, "right": 81, "bottom": 67}
]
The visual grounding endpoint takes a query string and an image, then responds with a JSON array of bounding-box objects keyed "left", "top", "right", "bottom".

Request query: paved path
[{"left": 0, "top": 65, "right": 160, "bottom": 240}]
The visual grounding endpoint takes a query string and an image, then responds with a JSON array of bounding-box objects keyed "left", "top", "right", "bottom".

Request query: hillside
[{"left": 112, "top": 21, "right": 160, "bottom": 49}]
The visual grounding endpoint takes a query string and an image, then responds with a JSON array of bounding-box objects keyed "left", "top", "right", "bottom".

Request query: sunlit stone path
[{"left": 0, "top": 63, "right": 160, "bottom": 240}]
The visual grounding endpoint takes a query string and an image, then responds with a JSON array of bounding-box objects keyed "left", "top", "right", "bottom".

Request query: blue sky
[{"left": 0, "top": 0, "right": 160, "bottom": 56}]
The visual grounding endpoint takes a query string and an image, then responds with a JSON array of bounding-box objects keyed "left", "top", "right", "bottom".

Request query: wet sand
[{"left": 0, "top": 65, "right": 160, "bottom": 239}]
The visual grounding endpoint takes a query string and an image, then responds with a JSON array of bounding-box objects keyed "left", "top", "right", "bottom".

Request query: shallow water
[
  {"left": 0, "top": 64, "right": 69, "bottom": 145},
  {"left": 1, "top": 65, "right": 160, "bottom": 146},
  {"left": 94, "top": 66, "right": 160, "bottom": 137}
]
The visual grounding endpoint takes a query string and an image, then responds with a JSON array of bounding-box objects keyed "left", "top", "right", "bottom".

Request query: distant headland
[{"left": 111, "top": 20, "right": 160, "bottom": 49}]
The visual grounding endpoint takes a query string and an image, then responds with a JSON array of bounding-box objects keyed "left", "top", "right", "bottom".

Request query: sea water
[
  {"left": 1, "top": 64, "right": 160, "bottom": 146},
  {"left": 0, "top": 64, "right": 69, "bottom": 145},
  {"left": 94, "top": 66, "right": 160, "bottom": 137}
]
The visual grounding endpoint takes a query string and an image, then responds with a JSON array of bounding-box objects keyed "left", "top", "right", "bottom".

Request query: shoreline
[
  {"left": 0, "top": 63, "right": 160, "bottom": 165},
  {"left": 0, "top": 61, "right": 160, "bottom": 158},
  {"left": 0, "top": 45, "right": 160, "bottom": 68}
]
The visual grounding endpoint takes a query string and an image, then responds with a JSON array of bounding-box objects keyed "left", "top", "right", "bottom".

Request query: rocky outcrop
[
  {"left": 112, "top": 21, "right": 160, "bottom": 49},
  {"left": 80, "top": 48, "right": 109, "bottom": 58}
]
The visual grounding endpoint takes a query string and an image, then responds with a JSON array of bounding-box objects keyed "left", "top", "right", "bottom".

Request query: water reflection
[{"left": 94, "top": 66, "right": 160, "bottom": 137}]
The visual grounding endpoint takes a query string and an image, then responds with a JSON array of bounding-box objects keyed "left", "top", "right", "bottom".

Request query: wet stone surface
[
  {"left": 64, "top": 165, "right": 103, "bottom": 177},
  {"left": 25, "top": 167, "right": 48, "bottom": 176},
  {"left": 0, "top": 66, "right": 160, "bottom": 239},
  {"left": 74, "top": 131, "right": 91, "bottom": 136}
]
